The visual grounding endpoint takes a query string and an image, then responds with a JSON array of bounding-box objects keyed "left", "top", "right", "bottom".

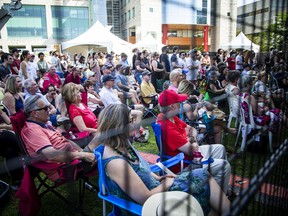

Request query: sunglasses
[{"left": 34, "top": 106, "right": 49, "bottom": 112}]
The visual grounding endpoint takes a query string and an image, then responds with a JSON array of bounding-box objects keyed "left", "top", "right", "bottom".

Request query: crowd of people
[{"left": 0, "top": 45, "right": 287, "bottom": 215}]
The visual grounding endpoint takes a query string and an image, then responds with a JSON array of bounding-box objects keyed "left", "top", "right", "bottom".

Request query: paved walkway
[{"left": 139, "top": 151, "right": 288, "bottom": 200}]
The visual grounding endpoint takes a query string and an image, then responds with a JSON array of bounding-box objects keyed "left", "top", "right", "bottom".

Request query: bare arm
[
  {"left": 106, "top": 158, "right": 174, "bottom": 205},
  {"left": 3, "top": 93, "right": 16, "bottom": 115},
  {"left": 40, "top": 146, "right": 95, "bottom": 163},
  {"left": 72, "top": 116, "right": 97, "bottom": 135},
  {"left": 152, "top": 60, "right": 164, "bottom": 72},
  {"left": 20, "top": 62, "right": 28, "bottom": 79},
  {"left": 210, "top": 83, "right": 225, "bottom": 93}
]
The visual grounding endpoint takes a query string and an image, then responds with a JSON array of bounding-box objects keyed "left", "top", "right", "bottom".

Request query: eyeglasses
[{"left": 34, "top": 106, "right": 49, "bottom": 112}]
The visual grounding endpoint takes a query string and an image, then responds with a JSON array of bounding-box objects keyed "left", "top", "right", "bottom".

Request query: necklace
[{"left": 113, "top": 147, "right": 138, "bottom": 162}]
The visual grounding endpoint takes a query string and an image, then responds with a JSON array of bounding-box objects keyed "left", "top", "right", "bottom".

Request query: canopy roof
[
  {"left": 61, "top": 21, "right": 131, "bottom": 53},
  {"left": 132, "top": 33, "right": 166, "bottom": 52},
  {"left": 221, "top": 32, "right": 260, "bottom": 52}
]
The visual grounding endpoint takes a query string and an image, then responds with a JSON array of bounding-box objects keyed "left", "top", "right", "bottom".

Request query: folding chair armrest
[
  {"left": 98, "top": 193, "right": 142, "bottom": 215},
  {"left": 150, "top": 153, "right": 184, "bottom": 173}
]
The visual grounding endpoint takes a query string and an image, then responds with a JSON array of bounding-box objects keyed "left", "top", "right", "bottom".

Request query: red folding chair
[{"left": 10, "top": 110, "right": 97, "bottom": 216}]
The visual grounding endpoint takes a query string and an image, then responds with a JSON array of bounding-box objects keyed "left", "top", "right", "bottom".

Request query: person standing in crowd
[
  {"left": 160, "top": 46, "right": 171, "bottom": 73},
  {"left": 142, "top": 50, "right": 152, "bottom": 71},
  {"left": 187, "top": 49, "right": 201, "bottom": 86},
  {"left": 0, "top": 53, "right": 13, "bottom": 81},
  {"left": 236, "top": 50, "right": 244, "bottom": 71},
  {"left": 226, "top": 51, "right": 236, "bottom": 70},
  {"left": 170, "top": 46, "right": 183, "bottom": 70},
  {"left": 37, "top": 52, "right": 49, "bottom": 74},
  {"left": 216, "top": 48, "right": 224, "bottom": 63},
  {"left": 89, "top": 52, "right": 101, "bottom": 85},
  {"left": 51, "top": 50, "right": 63, "bottom": 78},
  {"left": 28, "top": 53, "right": 39, "bottom": 81},
  {"left": 119, "top": 53, "right": 129, "bottom": 67},
  {"left": 132, "top": 48, "right": 139, "bottom": 72},
  {"left": 10, "top": 49, "right": 21, "bottom": 75},
  {"left": 151, "top": 51, "right": 165, "bottom": 90}
]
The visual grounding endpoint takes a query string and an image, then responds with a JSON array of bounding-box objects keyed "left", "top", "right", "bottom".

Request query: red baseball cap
[{"left": 158, "top": 90, "right": 188, "bottom": 107}]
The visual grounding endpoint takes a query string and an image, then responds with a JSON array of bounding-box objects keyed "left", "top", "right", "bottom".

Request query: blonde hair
[
  {"left": 5, "top": 75, "right": 21, "bottom": 95},
  {"left": 97, "top": 104, "right": 130, "bottom": 149},
  {"left": 61, "top": 83, "right": 80, "bottom": 104},
  {"left": 169, "top": 69, "right": 182, "bottom": 82},
  {"left": 178, "top": 80, "right": 194, "bottom": 96}
]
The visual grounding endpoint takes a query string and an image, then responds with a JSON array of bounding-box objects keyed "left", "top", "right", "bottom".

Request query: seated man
[
  {"left": 156, "top": 89, "right": 231, "bottom": 194},
  {"left": 140, "top": 70, "right": 158, "bottom": 106},
  {"left": 99, "top": 74, "right": 146, "bottom": 142},
  {"left": 21, "top": 95, "right": 98, "bottom": 181}
]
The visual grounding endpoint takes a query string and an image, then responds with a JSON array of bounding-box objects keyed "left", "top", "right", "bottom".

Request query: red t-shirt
[
  {"left": 157, "top": 113, "right": 191, "bottom": 172},
  {"left": 69, "top": 103, "right": 97, "bottom": 131},
  {"left": 43, "top": 73, "right": 62, "bottom": 92},
  {"left": 64, "top": 73, "right": 81, "bottom": 85},
  {"left": 21, "top": 121, "right": 77, "bottom": 181},
  {"left": 11, "top": 59, "right": 21, "bottom": 74},
  {"left": 227, "top": 57, "right": 236, "bottom": 70}
]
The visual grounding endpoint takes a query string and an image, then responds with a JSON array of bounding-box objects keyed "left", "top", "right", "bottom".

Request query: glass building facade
[
  {"left": 51, "top": 6, "right": 89, "bottom": 39},
  {"left": 6, "top": 5, "right": 47, "bottom": 38}
]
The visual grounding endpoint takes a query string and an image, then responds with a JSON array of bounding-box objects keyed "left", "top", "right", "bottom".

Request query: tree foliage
[{"left": 247, "top": 12, "right": 288, "bottom": 52}]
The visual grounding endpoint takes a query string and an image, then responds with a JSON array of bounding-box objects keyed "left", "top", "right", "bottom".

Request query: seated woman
[
  {"left": 62, "top": 83, "right": 97, "bottom": 136},
  {"left": 2, "top": 75, "right": 24, "bottom": 115},
  {"left": 83, "top": 80, "right": 103, "bottom": 117},
  {"left": 178, "top": 80, "right": 236, "bottom": 144},
  {"left": 239, "top": 75, "right": 283, "bottom": 134},
  {"left": 96, "top": 103, "right": 230, "bottom": 216},
  {"left": 206, "top": 71, "right": 227, "bottom": 111}
]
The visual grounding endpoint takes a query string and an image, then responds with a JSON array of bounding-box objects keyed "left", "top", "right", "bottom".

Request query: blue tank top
[{"left": 15, "top": 96, "right": 24, "bottom": 112}]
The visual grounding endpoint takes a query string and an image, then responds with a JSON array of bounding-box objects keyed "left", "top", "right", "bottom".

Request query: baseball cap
[
  {"left": 188, "top": 49, "right": 196, "bottom": 55},
  {"left": 158, "top": 90, "right": 188, "bottom": 107},
  {"left": 102, "top": 64, "right": 113, "bottom": 72},
  {"left": 142, "top": 70, "right": 151, "bottom": 76},
  {"left": 102, "top": 74, "right": 116, "bottom": 83},
  {"left": 11, "top": 48, "right": 21, "bottom": 54}
]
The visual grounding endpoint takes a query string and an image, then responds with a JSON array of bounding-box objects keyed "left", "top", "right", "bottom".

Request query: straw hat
[{"left": 142, "top": 191, "right": 204, "bottom": 216}]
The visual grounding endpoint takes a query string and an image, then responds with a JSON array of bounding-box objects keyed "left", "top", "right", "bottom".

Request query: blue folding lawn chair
[{"left": 94, "top": 144, "right": 184, "bottom": 216}]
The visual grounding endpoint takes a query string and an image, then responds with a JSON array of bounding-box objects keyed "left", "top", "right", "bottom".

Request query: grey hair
[
  {"left": 238, "top": 75, "right": 253, "bottom": 91},
  {"left": 23, "top": 78, "right": 34, "bottom": 89},
  {"left": 24, "top": 95, "right": 47, "bottom": 117},
  {"left": 159, "top": 105, "right": 170, "bottom": 114}
]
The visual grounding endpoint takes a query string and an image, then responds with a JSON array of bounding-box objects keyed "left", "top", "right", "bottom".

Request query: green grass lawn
[{"left": 1, "top": 124, "right": 287, "bottom": 215}]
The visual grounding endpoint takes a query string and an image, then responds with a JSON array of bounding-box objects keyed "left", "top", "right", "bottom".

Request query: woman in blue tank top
[{"left": 96, "top": 104, "right": 230, "bottom": 216}]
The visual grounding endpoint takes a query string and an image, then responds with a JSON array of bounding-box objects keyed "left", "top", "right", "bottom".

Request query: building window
[
  {"left": 6, "top": 5, "right": 47, "bottom": 38},
  {"left": 132, "top": 7, "right": 135, "bottom": 18},
  {"left": 128, "top": 10, "right": 131, "bottom": 20},
  {"left": 51, "top": 6, "right": 89, "bottom": 39},
  {"left": 124, "top": 13, "right": 127, "bottom": 22},
  {"left": 168, "top": 31, "right": 177, "bottom": 37},
  {"left": 149, "top": 8, "right": 153, "bottom": 12}
]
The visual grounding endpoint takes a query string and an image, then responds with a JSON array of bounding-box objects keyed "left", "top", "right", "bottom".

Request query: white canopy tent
[
  {"left": 61, "top": 21, "right": 132, "bottom": 54},
  {"left": 221, "top": 32, "right": 260, "bottom": 53},
  {"left": 132, "top": 33, "right": 166, "bottom": 52}
]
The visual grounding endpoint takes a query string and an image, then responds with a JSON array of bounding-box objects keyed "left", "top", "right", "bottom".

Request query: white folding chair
[
  {"left": 226, "top": 91, "right": 240, "bottom": 128},
  {"left": 235, "top": 96, "right": 273, "bottom": 153}
]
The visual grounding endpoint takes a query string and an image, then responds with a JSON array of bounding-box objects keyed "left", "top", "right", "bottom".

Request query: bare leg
[{"left": 208, "top": 176, "right": 231, "bottom": 215}]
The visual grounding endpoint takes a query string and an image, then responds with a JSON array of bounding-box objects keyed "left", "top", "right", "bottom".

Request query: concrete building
[
  {"left": 0, "top": 0, "right": 238, "bottom": 53},
  {"left": 0, "top": 0, "right": 92, "bottom": 52},
  {"left": 121, "top": 0, "right": 237, "bottom": 51},
  {"left": 237, "top": 0, "right": 288, "bottom": 35}
]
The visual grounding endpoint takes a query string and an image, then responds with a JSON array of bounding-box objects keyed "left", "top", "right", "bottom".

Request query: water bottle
[
  {"left": 192, "top": 151, "right": 203, "bottom": 169},
  {"left": 69, "top": 131, "right": 77, "bottom": 140},
  {"left": 202, "top": 111, "right": 212, "bottom": 132}
]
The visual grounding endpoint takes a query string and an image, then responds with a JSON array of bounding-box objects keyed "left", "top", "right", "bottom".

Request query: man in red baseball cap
[{"left": 157, "top": 89, "right": 231, "bottom": 195}]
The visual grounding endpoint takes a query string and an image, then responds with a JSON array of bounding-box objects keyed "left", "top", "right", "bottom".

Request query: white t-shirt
[
  {"left": 99, "top": 86, "right": 121, "bottom": 107},
  {"left": 87, "top": 93, "right": 101, "bottom": 111},
  {"left": 186, "top": 58, "right": 200, "bottom": 81},
  {"left": 236, "top": 55, "right": 243, "bottom": 70}
]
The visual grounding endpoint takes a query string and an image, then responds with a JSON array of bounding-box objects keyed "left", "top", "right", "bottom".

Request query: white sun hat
[{"left": 142, "top": 191, "right": 204, "bottom": 216}]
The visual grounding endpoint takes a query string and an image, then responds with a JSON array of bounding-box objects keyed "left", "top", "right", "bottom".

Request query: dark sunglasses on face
[{"left": 34, "top": 106, "right": 49, "bottom": 112}]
